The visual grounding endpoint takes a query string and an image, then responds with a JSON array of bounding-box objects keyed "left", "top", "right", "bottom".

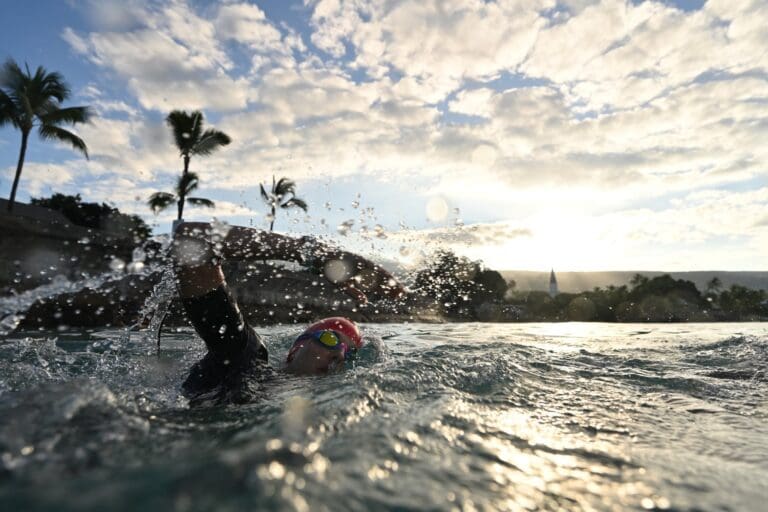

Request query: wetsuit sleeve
[{"left": 181, "top": 284, "right": 268, "bottom": 362}]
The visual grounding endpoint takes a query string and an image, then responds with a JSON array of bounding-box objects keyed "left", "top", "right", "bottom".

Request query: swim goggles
[{"left": 286, "top": 329, "right": 356, "bottom": 362}]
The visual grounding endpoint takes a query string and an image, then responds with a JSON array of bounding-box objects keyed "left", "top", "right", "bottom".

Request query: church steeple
[{"left": 549, "top": 268, "right": 558, "bottom": 298}]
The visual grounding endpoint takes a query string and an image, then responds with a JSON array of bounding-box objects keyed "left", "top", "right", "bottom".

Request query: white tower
[{"left": 549, "top": 269, "right": 559, "bottom": 298}]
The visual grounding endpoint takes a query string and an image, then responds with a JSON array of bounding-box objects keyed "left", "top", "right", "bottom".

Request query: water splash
[
  {"left": 0, "top": 272, "right": 125, "bottom": 336},
  {"left": 123, "top": 265, "right": 177, "bottom": 350}
]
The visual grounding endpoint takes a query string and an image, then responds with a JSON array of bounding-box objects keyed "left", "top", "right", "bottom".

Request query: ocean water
[{"left": 0, "top": 322, "right": 766, "bottom": 511}]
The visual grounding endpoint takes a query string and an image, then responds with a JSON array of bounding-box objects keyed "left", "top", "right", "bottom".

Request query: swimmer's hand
[{"left": 341, "top": 281, "right": 369, "bottom": 305}]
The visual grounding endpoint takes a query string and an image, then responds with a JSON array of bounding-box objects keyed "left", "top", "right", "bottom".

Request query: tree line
[{"left": 411, "top": 250, "right": 768, "bottom": 322}]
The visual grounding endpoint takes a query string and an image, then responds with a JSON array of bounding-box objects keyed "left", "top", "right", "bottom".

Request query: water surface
[{"left": 1, "top": 322, "right": 766, "bottom": 511}]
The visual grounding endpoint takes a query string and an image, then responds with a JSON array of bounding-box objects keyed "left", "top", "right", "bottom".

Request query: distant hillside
[{"left": 500, "top": 271, "right": 768, "bottom": 293}]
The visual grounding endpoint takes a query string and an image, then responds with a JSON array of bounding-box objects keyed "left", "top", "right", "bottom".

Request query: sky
[{"left": 1, "top": 0, "right": 767, "bottom": 272}]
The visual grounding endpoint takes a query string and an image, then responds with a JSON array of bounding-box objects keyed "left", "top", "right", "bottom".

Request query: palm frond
[
  {"left": 260, "top": 183, "right": 270, "bottom": 202},
  {"left": 166, "top": 110, "right": 204, "bottom": 154},
  {"left": 187, "top": 197, "right": 215, "bottom": 208},
  {"left": 274, "top": 177, "right": 296, "bottom": 196},
  {"left": 36, "top": 68, "right": 70, "bottom": 102},
  {"left": 191, "top": 128, "right": 231, "bottom": 156},
  {"left": 177, "top": 172, "right": 200, "bottom": 196},
  {"left": 33, "top": 98, "right": 60, "bottom": 118},
  {"left": 38, "top": 124, "right": 89, "bottom": 159},
  {"left": 0, "top": 89, "right": 18, "bottom": 128},
  {"left": 281, "top": 197, "right": 308, "bottom": 212},
  {"left": 0, "top": 59, "right": 26, "bottom": 92},
  {"left": 1, "top": 61, "right": 33, "bottom": 122},
  {"left": 148, "top": 192, "right": 176, "bottom": 214},
  {"left": 38, "top": 105, "right": 92, "bottom": 126}
]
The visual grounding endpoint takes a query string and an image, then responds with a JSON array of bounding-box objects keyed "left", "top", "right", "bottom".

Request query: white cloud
[
  {"left": 216, "top": 3, "right": 281, "bottom": 47},
  {"left": 448, "top": 88, "right": 495, "bottom": 117},
  {"left": 73, "top": 0, "right": 149, "bottom": 32},
  {"left": 311, "top": 0, "right": 547, "bottom": 86},
  {"left": 61, "top": 27, "right": 89, "bottom": 54},
  {"left": 62, "top": 0, "right": 251, "bottom": 111},
  {"left": 523, "top": 0, "right": 768, "bottom": 112},
  {"left": 4, "top": 161, "right": 80, "bottom": 197},
  {"left": 35, "top": 0, "right": 768, "bottom": 268},
  {"left": 160, "top": 1, "right": 233, "bottom": 70}
]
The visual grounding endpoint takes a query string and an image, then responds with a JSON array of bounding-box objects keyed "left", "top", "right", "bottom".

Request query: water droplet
[
  {"left": 126, "top": 261, "right": 145, "bottom": 273},
  {"left": 426, "top": 197, "right": 449, "bottom": 222},
  {"left": 132, "top": 247, "right": 146, "bottom": 263},
  {"left": 324, "top": 259, "right": 352, "bottom": 283},
  {"left": 211, "top": 219, "right": 231, "bottom": 239},
  {"left": 109, "top": 258, "right": 125, "bottom": 272},
  {"left": 337, "top": 220, "right": 354, "bottom": 236}
]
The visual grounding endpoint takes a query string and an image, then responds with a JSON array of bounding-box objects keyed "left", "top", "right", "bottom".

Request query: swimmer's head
[{"left": 284, "top": 317, "right": 362, "bottom": 375}]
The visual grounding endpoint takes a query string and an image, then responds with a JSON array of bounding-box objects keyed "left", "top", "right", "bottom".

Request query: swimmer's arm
[
  {"left": 219, "top": 226, "right": 373, "bottom": 302},
  {"left": 219, "top": 226, "right": 306, "bottom": 262},
  {"left": 220, "top": 227, "right": 405, "bottom": 301},
  {"left": 171, "top": 222, "right": 311, "bottom": 298},
  {"left": 172, "top": 223, "right": 267, "bottom": 363},
  {"left": 172, "top": 222, "right": 226, "bottom": 299},
  {"left": 172, "top": 222, "right": 405, "bottom": 301}
]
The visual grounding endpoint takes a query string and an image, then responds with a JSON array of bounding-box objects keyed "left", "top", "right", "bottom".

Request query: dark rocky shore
[
  {"left": 0, "top": 200, "right": 438, "bottom": 330},
  {"left": 15, "top": 263, "right": 440, "bottom": 330},
  {"left": 0, "top": 199, "right": 138, "bottom": 295}
]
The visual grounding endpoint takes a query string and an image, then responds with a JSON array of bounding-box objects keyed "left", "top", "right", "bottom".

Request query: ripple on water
[{"left": 0, "top": 323, "right": 767, "bottom": 511}]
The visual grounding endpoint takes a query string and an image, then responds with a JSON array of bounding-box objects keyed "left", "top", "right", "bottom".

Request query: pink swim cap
[{"left": 303, "top": 317, "right": 363, "bottom": 350}]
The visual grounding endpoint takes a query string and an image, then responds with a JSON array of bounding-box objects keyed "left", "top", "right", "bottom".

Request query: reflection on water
[{"left": 0, "top": 323, "right": 767, "bottom": 511}]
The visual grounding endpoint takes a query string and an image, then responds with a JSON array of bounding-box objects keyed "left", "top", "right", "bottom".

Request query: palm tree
[
  {"left": 0, "top": 59, "right": 92, "bottom": 212},
  {"left": 165, "top": 110, "right": 230, "bottom": 220},
  {"left": 259, "top": 175, "right": 308, "bottom": 231},
  {"left": 148, "top": 172, "right": 215, "bottom": 219}
]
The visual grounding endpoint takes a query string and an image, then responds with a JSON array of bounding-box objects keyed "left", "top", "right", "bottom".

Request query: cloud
[
  {"left": 522, "top": 0, "right": 768, "bottom": 111},
  {"left": 61, "top": 27, "right": 89, "bottom": 54},
  {"left": 448, "top": 88, "right": 495, "bottom": 117},
  {"left": 59, "top": 0, "right": 768, "bottom": 196},
  {"left": 69, "top": 0, "right": 149, "bottom": 31},
  {"left": 2, "top": 160, "right": 88, "bottom": 198},
  {"left": 33, "top": 0, "right": 768, "bottom": 269},
  {"left": 215, "top": 3, "right": 282, "bottom": 47},
  {"left": 62, "top": 0, "right": 253, "bottom": 111},
  {"left": 398, "top": 222, "right": 533, "bottom": 246},
  {"left": 310, "top": 0, "right": 546, "bottom": 91}
]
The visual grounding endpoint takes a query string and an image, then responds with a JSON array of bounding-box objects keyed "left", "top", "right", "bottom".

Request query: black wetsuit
[{"left": 181, "top": 285, "right": 274, "bottom": 404}]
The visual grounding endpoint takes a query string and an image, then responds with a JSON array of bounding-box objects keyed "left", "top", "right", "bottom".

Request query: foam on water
[{"left": 0, "top": 323, "right": 767, "bottom": 511}]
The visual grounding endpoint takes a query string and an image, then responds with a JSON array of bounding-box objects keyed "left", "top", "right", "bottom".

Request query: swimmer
[{"left": 171, "top": 222, "right": 404, "bottom": 403}]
